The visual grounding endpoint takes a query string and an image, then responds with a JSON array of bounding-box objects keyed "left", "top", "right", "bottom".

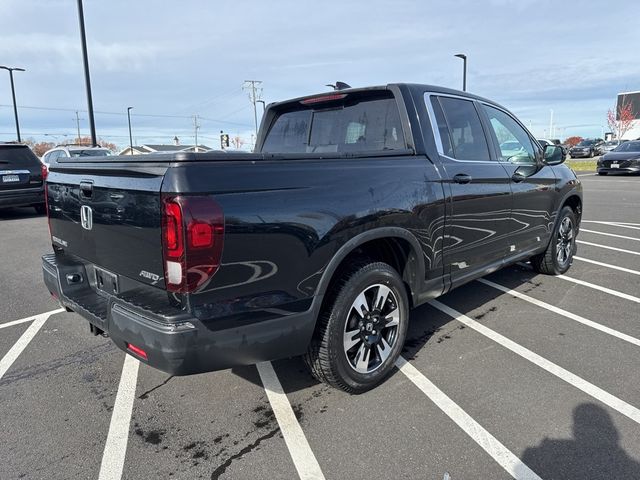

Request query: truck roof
[{"left": 267, "top": 83, "right": 498, "bottom": 110}]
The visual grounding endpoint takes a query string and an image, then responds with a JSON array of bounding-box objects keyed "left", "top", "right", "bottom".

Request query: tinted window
[
  {"left": 429, "top": 97, "right": 454, "bottom": 157},
  {"left": 577, "top": 140, "right": 595, "bottom": 146},
  {"left": 0, "top": 146, "right": 40, "bottom": 168},
  {"left": 262, "top": 95, "right": 405, "bottom": 154},
  {"left": 437, "top": 97, "right": 490, "bottom": 161},
  {"left": 483, "top": 105, "right": 536, "bottom": 164},
  {"left": 262, "top": 110, "right": 311, "bottom": 153}
]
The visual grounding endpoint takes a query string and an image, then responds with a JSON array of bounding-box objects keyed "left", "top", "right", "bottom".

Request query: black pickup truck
[{"left": 42, "top": 84, "right": 582, "bottom": 392}]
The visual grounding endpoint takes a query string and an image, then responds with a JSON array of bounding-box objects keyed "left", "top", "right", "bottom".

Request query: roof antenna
[{"left": 325, "top": 81, "right": 352, "bottom": 91}]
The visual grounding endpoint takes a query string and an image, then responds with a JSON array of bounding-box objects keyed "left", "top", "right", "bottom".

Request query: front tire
[
  {"left": 304, "top": 261, "right": 409, "bottom": 393},
  {"left": 531, "top": 206, "right": 577, "bottom": 275},
  {"left": 598, "top": 171, "right": 608, "bottom": 176}
]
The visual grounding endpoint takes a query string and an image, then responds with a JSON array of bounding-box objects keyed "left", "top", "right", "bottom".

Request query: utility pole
[
  {"left": 193, "top": 115, "right": 200, "bottom": 152},
  {"left": 74, "top": 111, "right": 83, "bottom": 143},
  {"left": 127, "top": 107, "right": 133, "bottom": 154},
  {"left": 549, "top": 109, "right": 554, "bottom": 139},
  {"left": 243, "top": 80, "right": 263, "bottom": 140},
  {"left": 0, "top": 66, "right": 25, "bottom": 142},
  {"left": 76, "top": 0, "right": 97, "bottom": 146}
]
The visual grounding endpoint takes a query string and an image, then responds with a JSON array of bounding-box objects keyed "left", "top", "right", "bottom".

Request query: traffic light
[{"left": 220, "top": 132, "right": 230, "bottom": 149}]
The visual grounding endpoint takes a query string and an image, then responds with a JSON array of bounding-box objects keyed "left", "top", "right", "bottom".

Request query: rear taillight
[
  {"left": 41, "top": 163, "right": 48, "bottom": 181},
  {"left": 161, "top": 195, "right": 224, "bottom": 293}
]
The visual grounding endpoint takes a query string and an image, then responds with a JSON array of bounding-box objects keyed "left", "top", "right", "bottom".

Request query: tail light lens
[
  {"left": 161, "top": 195, "right": 224, "bottom": 293},
  {"left": 41, "top": 163, "right": 48, "bottom": 181}
]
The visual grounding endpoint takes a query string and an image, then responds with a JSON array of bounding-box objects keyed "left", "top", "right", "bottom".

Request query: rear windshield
[
  {"left": 261, "top": 92, "right": 405, "bottom": 154},
  {"left": 0, "top": 146, "right": 40, "bottom": 168},
  {"left": 69, "top": 149, "right": 110, "bottom": 157},
  {"left": 577, "top": 140, "right": 595, "bottom": 146}
]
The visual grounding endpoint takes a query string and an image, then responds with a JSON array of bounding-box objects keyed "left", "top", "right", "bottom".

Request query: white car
[{"left": 42, "top": 145, "right": 112, "bottom": 170}]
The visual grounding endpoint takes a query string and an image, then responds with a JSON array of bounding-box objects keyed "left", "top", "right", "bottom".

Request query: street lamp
[
  {"left": 257, "top": 100, "right": 266, "bottom": 113},
  {"left": 0, "top": 66, "right": 25, "bottom": 142},
  {"left": 454, "top": 54, "right": 467, "bottom": 92},
  {"left": 127, "top": 107, "right": 133, "bottom": 154}
]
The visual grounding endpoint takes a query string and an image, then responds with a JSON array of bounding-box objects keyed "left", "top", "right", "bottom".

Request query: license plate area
[
  {"left": 611, "top": 163, "right": 620, "bottom": 168},
  {"left": 2, "top": 174, "right": 20, "bottom": 183},
  {"left": 95, "top": 266, "right": 119, "bottom": 295}
]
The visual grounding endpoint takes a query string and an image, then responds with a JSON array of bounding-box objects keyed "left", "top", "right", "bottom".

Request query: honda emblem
[{"left": 80, "top": 205, "right": 93, "bottom": 230}]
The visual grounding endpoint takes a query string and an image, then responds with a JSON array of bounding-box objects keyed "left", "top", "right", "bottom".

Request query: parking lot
[{"left": 1, "top": 172, "right": 639, "bottom": 480}]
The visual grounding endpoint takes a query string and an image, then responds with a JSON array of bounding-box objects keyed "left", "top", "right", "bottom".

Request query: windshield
[
  {"left": 604, "top": 141, "right": 618, "bottom": 146},
  {"left": 577, "top": 140, "right": 595, "bottom": 146},
  {"left": 69, "top": 149, "right": 111, "bottom": 157},
  {"left": 613, "top": 141, "right": 640, "bottom": 152}
]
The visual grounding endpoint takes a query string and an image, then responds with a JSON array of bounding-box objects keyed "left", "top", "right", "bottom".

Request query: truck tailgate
[{"left": 47, "top": 165, "right": 167, "bottom": 289}]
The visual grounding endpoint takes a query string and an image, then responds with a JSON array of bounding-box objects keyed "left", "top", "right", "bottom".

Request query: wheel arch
[{"left": 312, "top": 228, "right": 426, "bottom": 314}]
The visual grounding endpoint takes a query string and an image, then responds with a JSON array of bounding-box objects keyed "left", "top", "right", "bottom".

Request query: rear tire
[
  {"left": 304, "top": 261, "right": 409, "bottom": 394},
  {"left": 34, "top": 204, "right": 46, "bottom": 215},
  {"left": 531, "top": 206, "right": 577, "bottom": 275}
]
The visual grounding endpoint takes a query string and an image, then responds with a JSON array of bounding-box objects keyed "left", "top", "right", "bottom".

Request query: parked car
[
  {"left": 0, "top": 142, "right": 46, "bottom": 214},
  {"left": 569, "top": 139, "right": 599, "bottom": 158},
  {"left": 41, "top": 145, "right": 111, "bottom": 172},
  {"left": 596, "top": 140, "right": 627, "bottom": 156},
  {"left": 42, "top": 83, "right": 581, "bottom": 393},
  {"left": 538, "top": 138, "right": 568, "bottom": 158},
  {"left": 597, "top": 140, "right": 640, "bottom": 175}
]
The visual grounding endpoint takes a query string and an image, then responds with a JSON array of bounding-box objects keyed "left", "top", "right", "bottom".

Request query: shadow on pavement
[
  {"left": 0, "top": 206, "right": 44, "bottom": 220},
  {"left": 522, "top": 403, "right": 640, "bottom": 479}
]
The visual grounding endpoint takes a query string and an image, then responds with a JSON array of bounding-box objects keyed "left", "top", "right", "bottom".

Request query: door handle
[
  {"left": 453, "top": 173, "right": 472, "bottom": 184},
  {"left": 511, "top": 171, "right": 526, "bottom": 183}
]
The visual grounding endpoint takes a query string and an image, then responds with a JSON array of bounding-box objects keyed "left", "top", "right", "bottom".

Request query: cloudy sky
[{"left": 1, "top": 0, "right": 638, "bottom": 150}]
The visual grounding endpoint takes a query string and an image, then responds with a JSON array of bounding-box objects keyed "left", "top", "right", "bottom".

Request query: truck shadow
[{"left": 0, "top": 206, "right": 44, "bottom": 220}]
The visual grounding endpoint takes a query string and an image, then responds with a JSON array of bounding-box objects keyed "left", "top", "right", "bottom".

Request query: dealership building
[{"left": 618, "top": 91, "right": 640, "bottom": 140}]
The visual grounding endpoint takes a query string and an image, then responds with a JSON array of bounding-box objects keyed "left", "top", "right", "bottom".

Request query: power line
[{"left": 0, "top": 103, "right": 253, "bottom": 127}]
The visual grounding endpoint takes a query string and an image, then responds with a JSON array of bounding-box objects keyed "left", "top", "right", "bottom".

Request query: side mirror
[{"left": 543, "top": 145, "right": 565, "bottom": 165}]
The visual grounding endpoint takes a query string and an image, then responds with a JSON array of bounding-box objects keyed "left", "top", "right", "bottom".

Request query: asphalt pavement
[{"left": 1, "top": 172, "right": 639, "bottom": 480}]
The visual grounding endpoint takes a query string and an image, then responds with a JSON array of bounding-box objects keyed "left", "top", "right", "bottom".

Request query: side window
[
  {"left": 429, "top": 97, "right": 454, "bottom": 157},
  {"left": 437, "top": 97, "right": 491, "bottom": 161},
  {"left": 483, "top": 105, "right": 537, "bottom": 165}
]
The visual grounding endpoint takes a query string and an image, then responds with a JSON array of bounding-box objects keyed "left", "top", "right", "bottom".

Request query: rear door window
[
  {"left": 262, "top": 93, "right": 405, "bottom": 154},
  {"left": 436, "top": 97, "right": 491, "bottom": 161}
]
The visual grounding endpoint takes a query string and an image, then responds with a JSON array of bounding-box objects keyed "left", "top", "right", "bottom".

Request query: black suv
[{"left": 0, "top": 143, "right": 46, "bottom": 214}]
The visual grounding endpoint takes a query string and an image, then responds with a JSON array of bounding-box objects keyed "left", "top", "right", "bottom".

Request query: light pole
[
  {"left": 454, "top": 54, "right": 467, "bottom": 92},
  {"left": 76, "top": 0, "right": 97, "bottom": 146},
  {"left": 0, "top": 66, "right": 25, "bottom": 142},
  {"left": 257, "top": 100, "right": 266, "bottom": 113},
  {"left": 127, "top": 107, "right": 133, "bottom": 154}
]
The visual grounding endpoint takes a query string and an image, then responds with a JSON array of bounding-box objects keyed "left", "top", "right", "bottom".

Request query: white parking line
[
  {"left": 577, "top": 173, "right": 596, "bottom": 177},
  {"left": 580, "top": 228, "right": 640, "bottom": 242},
  {"left": 582, "top": 220, "right": 640, "bottom": 230},
  {"left": 556, "top": 275, "right": 640, "bottom": 304},
  {"left": 430, "top": 300, "right": 640, "bottom": 425},
  {"left": 577, "top": 240, "right": 640, "bottom": 256},
  {"left": 515, "top": 262, "right": 640, "bottom": 304},
  {"left": 396, "top": 357, "right": 542, "bottom": 480},
  {"left": 98, "top": 355, "right": 140, "bottom": 480},
  {"left": 574, "top": 256, "right": 640, "bottom": 276},
  {"left": 0, "top": 308, "right": 64, "bottom": 330},
  {"left": 0, "top": 309, "right": 63, "bottom": 380},
  {"left": 478, "top": 278, "right": 640, "bottom": 346},
  {"left": 257, "top": 362, "right": 325, "bottom": 480}
]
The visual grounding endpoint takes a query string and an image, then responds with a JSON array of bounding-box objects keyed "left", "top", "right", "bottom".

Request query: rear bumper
[
  {"left": 42, "top": 253, "right": 317, "bottom": 375},
  {"left": 0, "top": 187, "right": 44, "bottom": 208}
]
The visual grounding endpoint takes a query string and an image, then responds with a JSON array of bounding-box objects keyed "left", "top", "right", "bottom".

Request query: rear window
[
  {"left": 0, "top": 146, "right": 40, "bottom": 168},
  {"left": 261, "top": 93, "right": 405, "bottom": 154}
]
